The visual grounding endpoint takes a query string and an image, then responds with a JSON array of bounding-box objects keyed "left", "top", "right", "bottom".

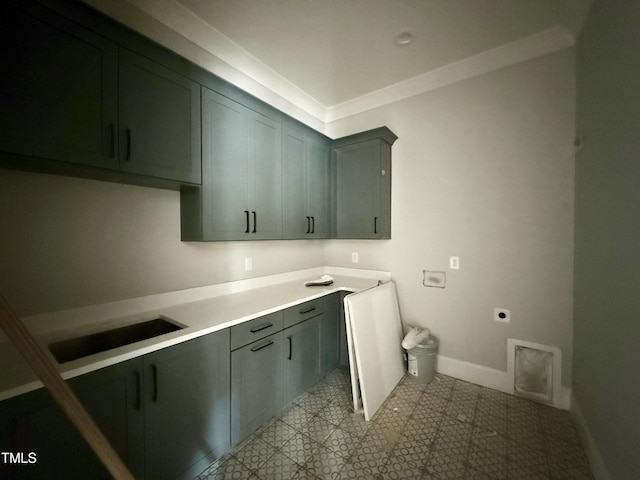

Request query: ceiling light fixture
[{"left": 395, "top": 31, "right": 413, "bottom": 46}]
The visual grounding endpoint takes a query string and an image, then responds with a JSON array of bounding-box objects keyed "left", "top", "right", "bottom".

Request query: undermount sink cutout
[{"left": 49, "top": 317, "right": 184, "bottom": 363}]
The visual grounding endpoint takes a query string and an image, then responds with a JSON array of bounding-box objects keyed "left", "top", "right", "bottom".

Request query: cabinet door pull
[
  {"left": 252, "top": 211, "right": 257, "bottom": 233},
  {"left": 249, "top": 323, "right": 273, "bottom": 333},
  {"left": 299, "top": 306, "right": 316, "bottom": 315},
  {"left": 125, "top": 128, "right": 131, "bottom": 162},
  {"left": 306, "top": 216, "right": 310, "bottom": 234},
  {"left": 287, "top": 336, "right": 292, "bottom": 360},
  {"left": 108, "top": 123, "right": 115, "bottom": 159},
  {"left": 244, "top": 210, "right": 250, "bottom": 233},
  {"left": 134, "top": 370, "right": 141, "bottom": 411},
  {"left": 311, "top": 216, "right": 315, "bottom": 234},
  {"left": 151, "top": 365, "right": 158, "bottom": 402},
  {"left": 374, "top": 216, "right": 378, "bottom": 234},
  {"left": 250, "top": 340, "right": 274, "bottom": 352}
]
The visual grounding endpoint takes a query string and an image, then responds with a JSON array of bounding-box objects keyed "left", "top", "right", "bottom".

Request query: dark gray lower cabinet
[
  {"left": 0, "top": 329, "right": 230, "bottom": 480},
  {"left": 321, "top": 293, "right": 341, "bottom": 376},
  {"left": 0, "top": 374, "right": 117, "bottom": 479},
  {"left": 231, "top": 333, "right": 284, "bottom": 445},
  {"left": 283, "top": 315, "right": 322, "bottom": 406},
  {"left": 143, "top": 330, "right": 230, "bottom": 480}
]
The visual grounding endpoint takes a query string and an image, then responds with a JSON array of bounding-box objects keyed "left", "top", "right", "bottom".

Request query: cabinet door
[
  {"left": 283, "top": 315, "right": 322, "bottom": 406},
  {"left": 306, "top": 138, "right": 331, "bottom": 238},
  {"left": 202, "top": 88, "right": 251, "bottom": 240},
  {"left": 231, "top": 333, "right": 284, "bottom": 445},
  {"left": 144, "top": 330, "right": 230, "bottom": 480},
  {"left": 283, "top": 128, "right": 330, "bottom": 239},
  {"left": 71, "top": 359, "right": 145, "bottom": 479},
  {"left": 119, "top": 48, "right": 201, "bottom": 184},
  {"left": 0, "top": 1, "right": 118, "bottom": 170},
  {"left": 0, "top": 387, "right": 113, "bottom": 479},
  {"left": 334, "top": 139, "right": 382, "bottom": 239},
  {"left": 321, "top": 294, "right": 340, "bottom": 376},
  {"left": 249, "top": 111, "right": 282, "bottom": 239},
  {"left": 282, "top": 127, "right": 307, "bottom": 238}
]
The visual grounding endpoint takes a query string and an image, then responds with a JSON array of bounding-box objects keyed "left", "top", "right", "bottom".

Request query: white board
[{"left": 344, "top": 281, "right": 405, "bottom": 420}]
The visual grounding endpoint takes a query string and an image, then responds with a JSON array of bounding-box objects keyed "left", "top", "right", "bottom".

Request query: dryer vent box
[{"left": 507, "top": 339, "right": 562, "bottom": 407}]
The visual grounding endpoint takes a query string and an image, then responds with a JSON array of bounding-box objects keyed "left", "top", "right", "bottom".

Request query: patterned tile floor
[{"left": 196, "top": 369, "right": 594, "bottom": 479}]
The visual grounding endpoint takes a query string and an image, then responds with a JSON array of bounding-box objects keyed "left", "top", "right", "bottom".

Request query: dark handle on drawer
[
  {"left": 299, "top": 306, "right": 316, "bottom": 315},
  {"left": 374, "top": 216, "right": 378, "bottom": 234},
  {"left": 252, "top": 211, "right": 257, "bottom": 233},
  {"left": 151, "top": 365, "right": 158, "bottom": 402},
  {"left": 311, "top": 216, "right": 315, "bottom": 234},
  {"left": 108, "top": 123, "right": 115, "bottom": 158},
  {"left": 244, "top": 210, "right": 250, "bottom": 233},
  {"left": 125, "top": 128, "right": 131, "bottom": 162},
  {"left": 250, "top": 340, "right": 274, "bottom": 352},
  {"left": 249, "top": 323, "right": 273, "bottom": 333},
  {"left": 287, "top": 336, "right": 292, "bottom": 360},
  {"left": 306, "top": 216, "right": 310, "bottom": 234},
  {"left": 134, "top": 370, "right": 141, "bottom": 411}
]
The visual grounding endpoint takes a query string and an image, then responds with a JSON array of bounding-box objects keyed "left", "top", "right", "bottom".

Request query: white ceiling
[{"left": 172, "top": 0, "right": 592, "bottom": 107}]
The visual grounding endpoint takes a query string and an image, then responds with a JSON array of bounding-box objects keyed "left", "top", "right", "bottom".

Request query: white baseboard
[
  {"left": 436, "top": 354, "right": 571, "bottom": 410},
  {"left": 570, "top": 394, "right": 612, "bottom": 480}
]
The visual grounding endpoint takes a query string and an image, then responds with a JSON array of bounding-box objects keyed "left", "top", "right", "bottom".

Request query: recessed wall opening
[{"left": 507, "top": 339, "right": 562, "bottom": 407}]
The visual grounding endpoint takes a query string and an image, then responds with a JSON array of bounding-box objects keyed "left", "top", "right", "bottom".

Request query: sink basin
[{"left": 49, "top": 317, "right": 184, "bottom": 363}]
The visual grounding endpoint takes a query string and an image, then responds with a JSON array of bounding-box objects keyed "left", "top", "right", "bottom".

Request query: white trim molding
[{"left": 436, "top": 353, "right": 571, "bottom": 410}]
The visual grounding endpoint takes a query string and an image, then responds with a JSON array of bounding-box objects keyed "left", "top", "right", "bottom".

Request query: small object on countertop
[{"left": 304, "top": 274, "right": 334, "bottom": 286}]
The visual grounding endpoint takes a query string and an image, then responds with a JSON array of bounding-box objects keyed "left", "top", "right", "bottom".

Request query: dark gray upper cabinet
[
  {"left": 192, "top": 87, "right": 282, "bottom": 241},
  {"left": 0, "top": 1, "right": 118, "bottom": 170},
  {"left": 0, "top": 1, "right": 201, "bottom": 188},
  {"left": 119, "top": 49, "right": 201, "bottom": 185},
  {"left": 332, "top": 127, "right": 397, "bottom": 239},
  {"left": 282, "top": 126, "right": 331, "bottom": 239}
]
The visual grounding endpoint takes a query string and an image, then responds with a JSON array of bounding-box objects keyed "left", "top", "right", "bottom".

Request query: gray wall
[
  {"left": 574, "top": 0, "right": 640, "bottom": 478},
  {"left": 326, "top": 49, "right": 576, "bottom": 385},
  {"left": 0, "top": 170, "right": 325, "bottom": 317}
]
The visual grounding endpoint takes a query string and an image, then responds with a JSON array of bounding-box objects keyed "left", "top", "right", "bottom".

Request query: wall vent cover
[{"left": 507, "top": 339, "right": 562, "bottom": 407}]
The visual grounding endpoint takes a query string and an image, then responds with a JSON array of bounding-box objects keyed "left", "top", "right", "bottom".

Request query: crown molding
[
  {"left": 325, "top": 26, "right": 575, "bottom": 123},
  {"left": 83, "top": 0, "right": 575, "bottom": 131}
]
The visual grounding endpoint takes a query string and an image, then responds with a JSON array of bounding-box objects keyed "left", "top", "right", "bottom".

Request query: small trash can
[{"left": 406, "top": 337, "right": 438, "bottom": 384}]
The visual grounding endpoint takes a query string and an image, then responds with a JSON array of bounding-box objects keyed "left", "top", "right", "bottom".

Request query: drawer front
[
  {"left": 231, "top": 311, "right": 284, "bottom": 350},
  {"left": 283, "top": 298, "right": 325, "bottom": 329}
]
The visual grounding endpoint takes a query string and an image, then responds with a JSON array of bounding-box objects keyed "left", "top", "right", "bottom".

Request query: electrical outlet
[
  {"left": 244, "top": 258, "right": 253, "bottom": 271},
  {"left": 351, "top": 252, "right": 359, "bottom": 263},
  {"left": 450, "top": 256, "right": 460, "bottom": 269},
  {"left": 494, "top": 308, "right": 511, "bottom": 323}
]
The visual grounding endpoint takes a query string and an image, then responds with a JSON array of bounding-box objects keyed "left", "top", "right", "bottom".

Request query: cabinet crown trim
[{"left": 331, "top": 126, "right": 398, "bottom": 149}]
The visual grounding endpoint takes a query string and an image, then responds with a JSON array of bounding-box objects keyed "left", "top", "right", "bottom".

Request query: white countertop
[{"left": 0, "top": 267, "right": 389, "bottom": 402}]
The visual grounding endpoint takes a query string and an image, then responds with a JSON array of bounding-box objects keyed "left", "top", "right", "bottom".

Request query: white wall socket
[
  {"left": 494, "top": 308, "right": 511, "bottom": 323},
  {"left": 450, "top": 256, "right": 460, "bottom": 269},
  {"left": 244, "top": 257, "right": 253, "bottom": 271},
  {"left": 351, "top": 252, "right": 359, "bottom": 263}
]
